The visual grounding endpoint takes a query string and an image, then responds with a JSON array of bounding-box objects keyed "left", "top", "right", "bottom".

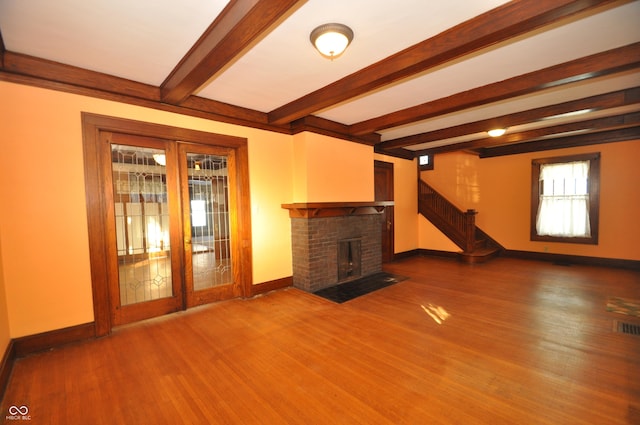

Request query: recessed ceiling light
[
  {"left": 487, "top": 128, "right": 506, "bottom": 137},
  {"left": 544, "top": 109, "right": 594, "bottom": 120}
]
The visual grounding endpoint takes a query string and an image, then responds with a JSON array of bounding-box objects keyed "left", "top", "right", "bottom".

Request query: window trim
[
  {"left": 530, "top": 152, "right": 600, "bottom": 245},
  {"left": 418, "top": 154, "right": 434, "bottom": 171}
]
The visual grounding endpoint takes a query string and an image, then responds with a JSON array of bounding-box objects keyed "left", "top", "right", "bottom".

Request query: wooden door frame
[
  {"left": 374, "top": 160, "right": 395, "bottom": 263},
  {"left": 179, "top": 143, "right": 244, "bottom": 307},
  {"left": 82, "top": 113, "right": 253, "bottom": 336}
]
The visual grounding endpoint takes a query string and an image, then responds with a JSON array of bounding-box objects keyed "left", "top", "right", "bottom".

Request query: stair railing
[{"left": 418, "top": 179, "right": 477, "bottom": 252}]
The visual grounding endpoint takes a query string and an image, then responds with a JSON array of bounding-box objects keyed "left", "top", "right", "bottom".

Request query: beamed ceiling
[{"left": 1, "top": 0, "right": 639, "bottom": 159}]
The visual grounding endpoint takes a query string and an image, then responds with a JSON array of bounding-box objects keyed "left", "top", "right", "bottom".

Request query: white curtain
[{"left": 536, "top": 160, "right": 590, "bottom": 237}]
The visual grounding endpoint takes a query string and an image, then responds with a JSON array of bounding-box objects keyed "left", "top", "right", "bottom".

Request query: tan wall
[{"left": 420, "top": 142, "right": 640, "bottom": 260}]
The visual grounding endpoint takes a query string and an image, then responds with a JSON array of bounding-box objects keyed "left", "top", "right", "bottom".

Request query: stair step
[{"left": 458, "top": 246, "right": 501, "bottom": 264}]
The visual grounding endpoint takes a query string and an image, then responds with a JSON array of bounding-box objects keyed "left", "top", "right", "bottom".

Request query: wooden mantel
[{"left": 281, "top": 201, "right": 394, "bottom": 219}]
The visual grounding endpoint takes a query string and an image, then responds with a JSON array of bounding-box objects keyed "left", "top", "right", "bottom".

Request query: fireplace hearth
[{"left": 282, "top": 202, "right": 393, "bottom": 292}]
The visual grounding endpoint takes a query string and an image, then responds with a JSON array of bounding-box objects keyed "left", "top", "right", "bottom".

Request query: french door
[
  {"left": 82, "top": 114, "right": 252, "bottom": 334},
  {"left": 106, "top": 134, "right": 244, "bottom": 325},
  {"left": 107, "top": 133, "right": 184, "bottom": 325},
  {"left": 179, "top": 143, "right": 244, "bottom": 306}
]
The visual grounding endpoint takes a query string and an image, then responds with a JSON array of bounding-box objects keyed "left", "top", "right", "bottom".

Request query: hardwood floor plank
[{"left": 1, "top": 256, "right": 638, "bottom": 424}]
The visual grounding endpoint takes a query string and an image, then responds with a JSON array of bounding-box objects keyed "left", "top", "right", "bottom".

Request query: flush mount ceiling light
[
  {"left": 310, "top": 23, "right": 354, "bottom": 60},
  {"left": 487, "top": 128, "right": 507, "bottom": 137}
]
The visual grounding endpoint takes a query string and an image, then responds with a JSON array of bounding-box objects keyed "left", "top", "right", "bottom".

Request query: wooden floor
[{"left": 2, "top": 256, "right": 639, "bottom": 424}]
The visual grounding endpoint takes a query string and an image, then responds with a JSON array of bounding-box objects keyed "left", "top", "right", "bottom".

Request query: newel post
[{"left": 465, "top": 209, "right": 477, "bottom": 252}]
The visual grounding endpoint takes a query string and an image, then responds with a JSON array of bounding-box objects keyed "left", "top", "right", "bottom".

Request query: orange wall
[
  {"left": 2, "top": 78, "right": 636, "bottom": 346},
  {"left": 374, "top": 154, "right": 420, "bottom": 254},
  {"left": 0, "top": 81, "right": 294, "bottom": 337},
  {"left": 0, "top": 228, "right": 10, "bottom": 352},
  {"left": 0, "top": 81, "right": 386, "bottom": 340},
  {"left": 247, "top": 128, "right": 294, "bottom": 283},
  {"left": 0, "top": 83, "right": 95, "bottom": 339},
  {"left": 420, "top": 142, "right": 640, "bottom": 260},
  {"left": 418, "top": 217, "right": 460, "bottom": 252},
  {"left": 293, "top": 132, "right": 374, "bottom": 202}
]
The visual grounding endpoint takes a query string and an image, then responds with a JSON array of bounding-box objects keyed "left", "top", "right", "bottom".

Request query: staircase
[{"left": 418, "top": 179, "right": 502, "bottom": 263}]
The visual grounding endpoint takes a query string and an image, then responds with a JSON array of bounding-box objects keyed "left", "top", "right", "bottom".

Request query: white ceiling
[
  {"left": 196, "top": 0, "right": 511, "bottom": 112},
  {"left": 1, "top": 0, "right": 639, "bottom": 153},
  {"left": 0, "top": 0, "right": 229, "bottom": 85}
]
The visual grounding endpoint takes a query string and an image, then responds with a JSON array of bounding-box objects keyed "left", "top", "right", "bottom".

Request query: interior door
[
  {"left": 179, "top": 143, "right": 243, "bottom": 307},
  {"left": 105, "top": 133, "right": 184, "bottom": 326},
  {"left": 374, "top": 160, "right": 395, "bottom": 263},
  {"left": 83, "top": 114, "right": 253, "bottom": 335}
]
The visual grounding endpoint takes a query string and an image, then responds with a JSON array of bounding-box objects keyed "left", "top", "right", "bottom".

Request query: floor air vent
[{"left": 614, "top": 320, "right": 640, "bottom": 336}]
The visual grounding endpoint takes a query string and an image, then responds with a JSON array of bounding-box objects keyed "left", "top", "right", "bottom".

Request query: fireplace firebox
[{"left": 338, "top": 238, "right": 361, "bottom": 281}]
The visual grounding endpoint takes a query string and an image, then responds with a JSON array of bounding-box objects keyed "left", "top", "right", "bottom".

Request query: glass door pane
[
  {"left": 187, "top": 153, "right": 233, "bottom": 291},
  {"left": 111, "top": 144, "right": 173, "bottom": 305}
]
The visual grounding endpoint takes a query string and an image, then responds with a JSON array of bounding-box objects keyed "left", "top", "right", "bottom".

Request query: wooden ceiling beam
[
  {"left": 415, "top": 112, "right": 640, "bottom": 155},
  {"left": 0, "top": 28, "right": 5, "bottom": 68},
  {"left": 267, "top": 0, "right": 617, "bottom": 126},
  {"left": 160, "top": 0, "right": 302, "bottom": 105},
  {"left": 477, "top": 126, "right": 640, "bottom": 157},
  {"left": 380, "top": 87, "right": 640, "bottom": 150},
  {"left": 290, "top": 116, "right": 381, "bottom": 145},
  {"left": 0, "top": 52, "right": 293, "bottom": 134},
  {"left": 373, "top": 146, "right": 416, "bottom": 160},
  {"left": 350, "top": 42, "right": 640, "bottom": 136},
  {"left": 2, "top": 51, "right": 160, "bottom": 100},
  {"left": 0, "top": 49, "right": 381, "bottom": 142}
]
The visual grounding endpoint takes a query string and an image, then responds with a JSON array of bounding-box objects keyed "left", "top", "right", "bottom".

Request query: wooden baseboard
[
  {"left": 13, "top": 322, "right": 96, "bottom": 358},
  {"left": 0, "top": 323, "right": 94, "bottom": 402},
  {"left": 394, "top": 249, "right": 458, "bottom": 261},
  {"left": 0, "top": 339, "right": 16, "bottom": 401},
  {"left": 420, "top": 249, "right": 461, "bottom": 259},
  {"left": 250, "top": 276, "right": 293, "bottom": 297},
  {"left": 393, "top": 248, "right": 639, "bottom": 270},
  {"left": 503, "top": 250, "right": 640, "bottom": 270},
  {"left": 391, "top": 249, "right": 421, "bottom": 261}
]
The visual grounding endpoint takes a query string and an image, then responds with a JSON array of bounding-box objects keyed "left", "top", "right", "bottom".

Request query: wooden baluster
[
  {"left": 465, "top": 209, "right": 477, "bottom": 252},
  {"left": 420, "top": 179, "right": 479, "bottom": 251}
]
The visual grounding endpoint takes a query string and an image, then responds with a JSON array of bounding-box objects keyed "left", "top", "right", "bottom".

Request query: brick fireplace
[{"left": 282, "top": 202, "right": 393, "bottom": 292}]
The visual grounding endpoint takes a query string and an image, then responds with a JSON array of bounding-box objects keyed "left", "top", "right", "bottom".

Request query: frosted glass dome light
[{"left": 310, "top": 23, "right": 354, "bottom": 60}]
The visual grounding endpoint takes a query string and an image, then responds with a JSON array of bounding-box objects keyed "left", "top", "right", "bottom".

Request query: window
[
  {"left": 531, "top": 153, "right": 600, "bottom": 244},
  {"left": 418, "top": 154, "right": 434, "bottom": 171},
  {"left": 190, "top": 200, "right": 207, "bottom": 227}
]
